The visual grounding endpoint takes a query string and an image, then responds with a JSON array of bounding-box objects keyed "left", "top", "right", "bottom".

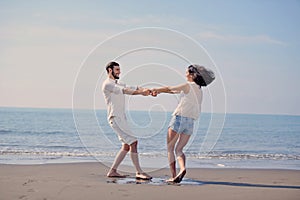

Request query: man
[{"left": 102, "top": 61, "right": 152, "bottom": 180}]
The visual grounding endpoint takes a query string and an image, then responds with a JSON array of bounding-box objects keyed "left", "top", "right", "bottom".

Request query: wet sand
[{"left": 0, "top": 162, "right": 300, "bottom": 200}]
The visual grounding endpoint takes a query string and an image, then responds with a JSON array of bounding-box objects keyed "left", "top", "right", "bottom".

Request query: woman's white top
[{"left": 172, "top": 82, "right": 203, "bottom": 120}]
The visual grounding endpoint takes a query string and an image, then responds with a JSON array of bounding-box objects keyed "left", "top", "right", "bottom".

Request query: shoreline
[
  {"left": 0, "top": 162, "right": 299, "bottom": 200},
  {"left": 1, "top": 161, "right": 300, "bottom": 171},
  {"left": 1, "top": 157, "right": 300, "bottom": 171}
]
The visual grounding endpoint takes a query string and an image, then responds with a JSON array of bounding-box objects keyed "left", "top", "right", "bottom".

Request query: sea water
[{"left": 0, "top": 107, "right": 299, "bottom": 170}]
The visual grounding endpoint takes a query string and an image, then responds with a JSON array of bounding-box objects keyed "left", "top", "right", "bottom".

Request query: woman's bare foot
[
  {"left": 166, "top": 177, "right": 175, "bottom": 183},
  {"left": 173, "top": 169, "right": 186, "bottom": 183}
]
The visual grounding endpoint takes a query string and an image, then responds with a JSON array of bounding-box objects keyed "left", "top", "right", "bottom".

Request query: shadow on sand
[{"left": 107, "top": 176, "right": 300, "bottom": 189}]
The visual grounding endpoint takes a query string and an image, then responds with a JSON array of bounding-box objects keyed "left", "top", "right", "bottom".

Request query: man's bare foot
[
  {"left": 107, "top": 171, "right": 127, "bottom": 178},
  {"left": 136, "top": 172, "right": 152, "bottom": 180}
]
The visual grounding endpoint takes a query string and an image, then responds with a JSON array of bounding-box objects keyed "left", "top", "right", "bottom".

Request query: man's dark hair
[{"left": 105, "top": 61, "right": 119, "bottom": 73}]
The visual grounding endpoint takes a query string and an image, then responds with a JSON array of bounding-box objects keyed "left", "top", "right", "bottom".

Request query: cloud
[
  {"left": 103, "top": 15, "right": 189, "bottom": 26},
  {"left": 198, "top": 31, "right": 287, "bottom": 46},
  {"left": 0, "top": 24, "right": 110, "bottom": 45}
]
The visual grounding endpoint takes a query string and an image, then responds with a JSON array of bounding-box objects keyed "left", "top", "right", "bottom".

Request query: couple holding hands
[{"left": 102, "top": 61, "right": 215, "bottom": 183}]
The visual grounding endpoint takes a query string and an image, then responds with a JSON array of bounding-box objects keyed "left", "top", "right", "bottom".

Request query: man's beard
[{"left": 112, "top": 71, "right": 119, "bottom": 79}]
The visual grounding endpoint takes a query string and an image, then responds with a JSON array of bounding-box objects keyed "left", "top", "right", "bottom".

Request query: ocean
[{"left": 0, "top": 107, "right": 299, "bottom": 170}]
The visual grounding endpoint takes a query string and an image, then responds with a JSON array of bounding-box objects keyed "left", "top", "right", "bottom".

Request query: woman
[{"left": 152, "top": 64, "right": 215, "bottom": 183}]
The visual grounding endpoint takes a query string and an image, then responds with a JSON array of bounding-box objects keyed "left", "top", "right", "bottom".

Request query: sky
[{"left": 0, "top": 0, "right": 300, "bottom": 115}]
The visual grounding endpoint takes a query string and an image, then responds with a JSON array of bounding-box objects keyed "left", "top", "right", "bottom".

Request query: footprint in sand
[
  {"left": 19, "top": 195, "right": 27, "bottom": 199},
  {"left": 22, "top": 179, "right": 36, "bottom": 186},
  {"left": 27, "top": 188, "right": 36, "bottom": 193}
]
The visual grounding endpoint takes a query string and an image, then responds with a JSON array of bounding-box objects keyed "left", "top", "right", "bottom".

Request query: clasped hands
[{"left": 140, "top": 88, "right": 159, "bottom": 97}]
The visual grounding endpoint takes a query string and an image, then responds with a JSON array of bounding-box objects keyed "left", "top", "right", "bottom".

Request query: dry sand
[{"left": 0, "top": 162, "right": 299, "bottom": 200}]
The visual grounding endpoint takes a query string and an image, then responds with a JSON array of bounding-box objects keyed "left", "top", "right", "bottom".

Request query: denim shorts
[{"left": 168, "top": 115, "right": 194, "bottom": 135}]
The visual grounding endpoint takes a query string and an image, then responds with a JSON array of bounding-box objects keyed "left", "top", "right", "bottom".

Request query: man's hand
[{"left": 141, "top": 88, "right": 151, "bottom": 96}]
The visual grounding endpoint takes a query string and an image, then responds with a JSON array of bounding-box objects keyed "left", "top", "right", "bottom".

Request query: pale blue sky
[{"left": 0, "top": 0, "right": 300, "bottom": 115}]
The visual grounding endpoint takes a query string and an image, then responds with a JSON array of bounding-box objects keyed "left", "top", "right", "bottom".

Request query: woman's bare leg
[
  {"left": 167, "top": 128, "right": 179, "bottom": 178},
  {"left": 175, "top": 133, "right": 190, "bottom": 173}
]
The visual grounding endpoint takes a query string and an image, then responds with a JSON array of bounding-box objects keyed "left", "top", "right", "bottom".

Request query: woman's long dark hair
[{"left": 188, "top": 65, "right": 207, "bottom": 87}]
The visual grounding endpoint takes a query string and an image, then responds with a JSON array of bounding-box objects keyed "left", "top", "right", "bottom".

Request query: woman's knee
[
  {"left": 167, "top": 143, "right": 175, "bottom": 152},
  {"left": 175, "top": 146, "right": 183, "bottom": 157}
]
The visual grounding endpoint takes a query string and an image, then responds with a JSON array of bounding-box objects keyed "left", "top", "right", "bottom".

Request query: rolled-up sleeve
[{"left": 126, "top": 85, "right": 138, "bottom": 90}]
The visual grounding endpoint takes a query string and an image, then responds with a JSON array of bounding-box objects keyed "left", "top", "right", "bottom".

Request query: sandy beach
[{"left": 0, "top": 163, "right": 299, "bottom": 200}]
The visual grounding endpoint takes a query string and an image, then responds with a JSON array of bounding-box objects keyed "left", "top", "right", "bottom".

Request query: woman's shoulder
[{"left": 182, "top": 82, "right": 191, "bottom": 94}]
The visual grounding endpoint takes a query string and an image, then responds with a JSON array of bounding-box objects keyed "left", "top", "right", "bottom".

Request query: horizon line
[{"left": 0, "top": 106, "right": 299, "bottom": 117}]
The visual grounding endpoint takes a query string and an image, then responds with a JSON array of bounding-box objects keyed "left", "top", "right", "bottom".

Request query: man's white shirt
[{"left": 102, "top": 78, "right": 137, "bottom": 120}]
